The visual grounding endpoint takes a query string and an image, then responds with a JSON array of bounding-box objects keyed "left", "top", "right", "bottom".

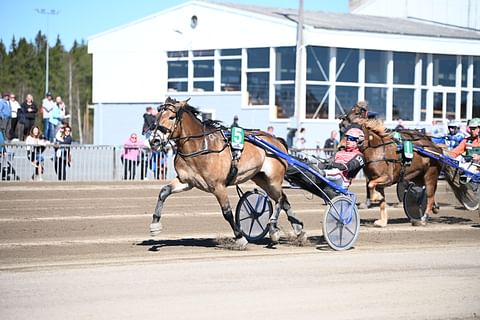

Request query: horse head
[
  {"left": 149, "top": 97, "right": 193, "bottom": 151},
  {"left": 338, "top": 101, "right": 369, "bottom": 137}
]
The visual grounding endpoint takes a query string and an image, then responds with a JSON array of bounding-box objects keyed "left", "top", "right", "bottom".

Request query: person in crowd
[
  {"left": 49, "top": 96, "right": 66, "bottom": 136},
  {"left": 394, "top": 119, "right": 405, "bottom": 130},
  {"left": 0, "top": 92, "right": 12, "bottom": 142},
  {"left": 142, "top": 106, "right": 156, "bottom": 139},
  {"left": 450, "top": 118, "right": 480, "bottom": 181},
  {"left": 20, "top": 94, "right": 38, "bottom": 141},
  {"left": 41, "top": 92, "right": 56, "bottom": 141},
  {"left": 8, "top": 93, "right": 22, "bottom": 140},
  {"left": 267, "top": 125, "right": 275, "bottom": 136},
  {"left": 53, "top": 124, "right": 73, "bottom": 180},
  {"left": 444, "top": 121, "right": 465, "bottom": 150},
  {"left": 319, "top": 127, "right": 365, "bottom": 188},
  {"left": 25, "top": 126, "right": 48, "bottom": 181},
  {"left": 295, "top": 127, "right": 306, "bottom": 149},
  {"left": 231, "top": 115, "right": 239, "bottom": 128},
  {"left": 121, "top": 133, "right": 144, "bottom": 180},
  {"left": 323, "top": 130, "right": 338, "bottom": 158}
]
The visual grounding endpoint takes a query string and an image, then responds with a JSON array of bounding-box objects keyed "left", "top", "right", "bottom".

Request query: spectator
[
  {"left": 231, "top": 115, "right": 239, "bottom": 128},
  {"left": 267, "top": 125, "right": 275, "bottom": 136},
  {"left": 430, "top": 120, "right": 445, "bottom": 144},
  {"left": 41, "top": 92, "right": 56, "bottom": 141},
  {"left": 49, "top": 96, "right": 67, "bottom": 136},
  {"left": 323, "top": 130, "right": 338, "bottom": 158},
  {"left": 20, "top": 94, "right": 38, "bottom": 141},
  {"left": 53, "top": 124, "right": 73, "bottom": 180},
  {"left": 286, "top": 116, "right": 297, "bottom": 149},
  {"left": 0, "top": 92, "right": 12, "bottom": 142},
  {"left": 394, "top": 119, "right": 405, "bottom": 130},
  {"left": 295, "top": 127, "right": 306, "bottom": 149},
  {"left": 121, "top": 133, "right": 144, "bottom": 180},
  {"left": 142, "top": 106, "right": 156, "bottom": 139},
  {"left": 25, "top": 126, "right": 48, "bottom": 181},
  {"left": 8, "top": 93, "right": 22, "bottom": 140}
]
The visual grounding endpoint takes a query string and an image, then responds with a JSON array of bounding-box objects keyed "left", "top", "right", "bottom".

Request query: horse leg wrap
[{"left": 150, "top": 185, "right": 172, "bottom": 236}]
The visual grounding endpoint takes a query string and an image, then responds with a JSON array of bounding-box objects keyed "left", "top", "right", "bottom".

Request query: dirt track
[{"left": 0, "top": 180, "right": 479, "bottom": 319}]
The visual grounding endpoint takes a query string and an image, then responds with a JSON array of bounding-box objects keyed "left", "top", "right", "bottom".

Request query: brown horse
[
  {"left": 342, "top": 118, "right": 443, "bottom": 227},
  {"left": 148, "top": 97, "right": 305, "bottom": 249}
]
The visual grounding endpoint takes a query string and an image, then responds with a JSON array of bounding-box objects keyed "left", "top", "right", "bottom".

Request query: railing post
[{"left": 113, "top": 146, "right": 117, "bottom": 180}]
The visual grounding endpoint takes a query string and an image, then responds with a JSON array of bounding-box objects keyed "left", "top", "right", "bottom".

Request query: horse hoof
[
  {"left": 296, "top": 231, "right": 308, "bottom": 244},
  {"left": 432, "top": 206, "right": 440, "bottom": 214},
  {"left": 270, "top": 229, "right": 281, "bottom": 243},
  {"left": 373, "top": 220, "right": 387, "bottom": 228},
  {"left": 235, "top": 237, "right": 248, "bottom": 250},
  {"left": 411, "top": 219, "right": 427, "bottom": 227},
  {"left": 150, "top": 222, "right": 163, "bottom": 237},
  {"left": 358, "top": 202, "right": 370, "bottom": 209}
]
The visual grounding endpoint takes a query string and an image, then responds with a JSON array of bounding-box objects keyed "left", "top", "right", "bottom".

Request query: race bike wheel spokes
[
  {"left": 235, "top": 190, "right": 273, "bottom": 242},
  {"left": 323, "top": 195, "right": 360, "bottom": 251}
]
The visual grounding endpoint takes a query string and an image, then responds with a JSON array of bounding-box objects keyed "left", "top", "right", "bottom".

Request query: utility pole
[
  {"left": 35, "top": 8, "right": 59, "bottom": 95},
  {"left": 294, "top": 0, "right": 304, "bottom": 130}
]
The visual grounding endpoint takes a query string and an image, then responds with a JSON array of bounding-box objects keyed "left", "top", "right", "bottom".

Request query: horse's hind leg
[
  {"left": 150, "top": 178, "right": 192, "bottom": 236},
  {"left": 279, "top": 193, "right": 306, "bottom": 239}
]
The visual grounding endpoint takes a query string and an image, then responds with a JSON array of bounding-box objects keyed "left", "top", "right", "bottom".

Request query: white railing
[{"left": 0, "top": 144, "right": 174, "bottom": 182}]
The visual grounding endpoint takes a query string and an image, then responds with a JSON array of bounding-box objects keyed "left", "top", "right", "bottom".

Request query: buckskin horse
[
  {"left": 340, "top": 118, "right": 443, "bottom": 227},
  {"left": 148, "top": 97, "right": 305, "bottom": 249}
]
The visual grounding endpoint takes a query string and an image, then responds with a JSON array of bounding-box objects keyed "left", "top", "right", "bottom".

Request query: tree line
[{"left": 0, "top": 31, "right": 93, "bottom": 143}]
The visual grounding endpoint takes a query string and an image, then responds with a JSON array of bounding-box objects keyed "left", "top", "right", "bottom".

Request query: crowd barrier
[
  {"left": 0, "top": 143, "right": 344, "bottom": 182},
  {"left": 0, "top": 144, "right": 174, "bottom": 182}
]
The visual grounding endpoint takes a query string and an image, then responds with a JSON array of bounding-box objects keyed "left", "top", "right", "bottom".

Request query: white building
[{"left": 88, "top": 0, "right": 480, "bottom": 146}]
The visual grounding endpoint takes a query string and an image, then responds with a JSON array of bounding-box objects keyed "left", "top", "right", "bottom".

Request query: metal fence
[
  {"left": 0, "top": 143, "right": 174, "bottom": 182},
  {"left": 0, "top": 143, "right": 347, "bottom": 182}
]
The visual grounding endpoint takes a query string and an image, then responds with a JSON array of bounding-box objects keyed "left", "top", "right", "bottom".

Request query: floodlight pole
[
  {"left": 294, "top": 0, "right": 304, "bottom": 130},
  {"left": 36, "top": 8, "right": 59, "bottom": 95}
]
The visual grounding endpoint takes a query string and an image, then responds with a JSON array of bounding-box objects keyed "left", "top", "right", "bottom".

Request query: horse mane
[{"left": 352, "top": 118, "right": 387, "bottom": 136}]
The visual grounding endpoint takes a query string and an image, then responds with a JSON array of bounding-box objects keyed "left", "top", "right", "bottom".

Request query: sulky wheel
[
  {"left": 458, "top": 181, "right": 480, "bottom": 211},
  {"left": 396, "top": 179, "right": 409, "bottom": 203},
  {"left": 402, "top": 183, "right": 427, "bottom": 221},
  {"left": 235, "top": 189, "right": 273, "bottom": 242},
  {"left": 323, "top": 195, "right": 360, "bottom": 251}
]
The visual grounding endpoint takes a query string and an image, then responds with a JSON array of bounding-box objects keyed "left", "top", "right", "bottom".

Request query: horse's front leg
[
  {"left": 150, "top": 178, "right": 192, "bottom": 236},
  {"left": 368, "top": 177, "right": 391, "bottom": 227},
  {"left": 213, "top": 187, "right": 248, "bottom": 250}
]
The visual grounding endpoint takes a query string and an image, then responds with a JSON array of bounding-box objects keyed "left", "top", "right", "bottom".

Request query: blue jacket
[{"left": 0, "top": 99, "right": 11, "bottom": 119}]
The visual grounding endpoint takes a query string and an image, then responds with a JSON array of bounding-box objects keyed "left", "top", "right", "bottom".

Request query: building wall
[{"left": 89, "top": 1, "right": 480, "bottom": 146}]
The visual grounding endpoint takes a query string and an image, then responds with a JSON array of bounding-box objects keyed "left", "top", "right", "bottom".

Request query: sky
[{"left": 0, "top": 0, "right": 348, "bottom": 50}]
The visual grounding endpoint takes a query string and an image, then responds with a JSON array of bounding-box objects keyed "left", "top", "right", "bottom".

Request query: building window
[
  {"left": 167, "top": 60, "right": 188, "bottom": 92},
  {"left": 275, "top": 47, "right": 296, "bottom": 81},
  {"left": 365, "top": 87, "right": 387, "bottom": 119},
  {"left": 247, "top": 48, "right": 270, "bottom": 105},
  {"left": 461, "top": 56, "right": 469, "bottom": 88},
  {"left": 307, "top": 46, "right": 329, "bottom": 81},
  {"left": 306, "top": 85, "right": 329, "bottom": 119},
  {"left": 335, "top": 86, "right": 358, "bottom": 118},
  {"left": 365, "top": 50, "right": 388, "bottom": 84},
  {"left": 274, "top": 84, "right": 295, "bottom": 118},
  {"left": 433, "top": 54, "right": 456, "bottom": 87},
  {"left": 461, "top": 91, "right": 468, "bottom": 119},
  {"left": 393, "top": 88, "right": 414, "bottom": 121},
  {"left": 419, "top": 53, "right": 428, "bottom": 86},
  {"left": 221, "top": 59, "right": 241, "bottom": 91},
  {"left": 473, "top": 92, "right": 480, "bottom": 117},
  {"left": 473, "top": 57, "right": 480, "bottom": 88},
  {"left": 393, "top": 52, "right": 416, "bottom": 85},
  {"left": 336, "top": 48, "right": 358, "bottom": 83},
  {"left": 420, "top": 89, "right": 427, "bottom": 121}
]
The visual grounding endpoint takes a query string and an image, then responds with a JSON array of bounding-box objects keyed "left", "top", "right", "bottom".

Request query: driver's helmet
[
  {"left": 447, "top": 120, "right": 460, "bottom": 133},
  {"left": 345, "top": 127, "right": 365, "bottom": 143},
  {"left": 469, "top": 118, "right": 480, "bottom": 127}
]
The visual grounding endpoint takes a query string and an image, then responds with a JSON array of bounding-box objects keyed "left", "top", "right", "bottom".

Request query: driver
[
  {"left": 450, "top": 118, "right": 480, "bottom": 180},
  {"left": 444, "top": 121, "right": 465, "bottom": 150},
  {"left": 320, "top": 127, "right": 365, "bottom": 188}
]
